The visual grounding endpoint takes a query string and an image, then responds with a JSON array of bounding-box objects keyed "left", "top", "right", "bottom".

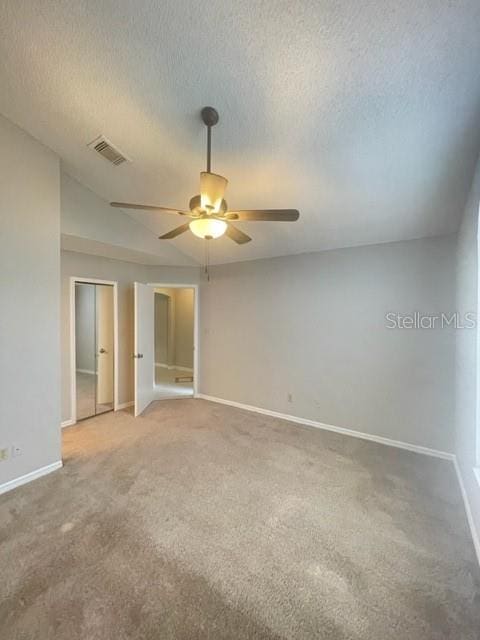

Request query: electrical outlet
[
  {"left": 11, "top": 444, "right": 22, "bottom": 458},
  {"left": 288, "top": 393, "right": 293, "bottom": 403},
  {"left": 0, "top": 447, "right": 9, "bottom": 461}
]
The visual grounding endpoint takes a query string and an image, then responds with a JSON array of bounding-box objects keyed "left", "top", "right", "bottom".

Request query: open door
[{"left": 134, "top": 282, "right": 155, "bottom": 416}]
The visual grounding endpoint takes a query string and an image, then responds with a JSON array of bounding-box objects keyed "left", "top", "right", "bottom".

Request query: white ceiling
[{"left": 1, "top": 1, "right": 480, "bottom": 265}]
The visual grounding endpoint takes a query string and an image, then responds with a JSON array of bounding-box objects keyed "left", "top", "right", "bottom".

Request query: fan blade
[
  {"left": 225, "top": 209, "right": 299, "bottom": 221},
  {"left": 225, "top": 224, "right": 252, "bottom": 244},
  {"left": 159, "top": 222, "right": 191, "bottom": 239},
  {"left": 111, "top": 202, "right": 190, "bottom": 215},
  {"left": 200, "top": 172, "right": 228, "bottom": 212}
]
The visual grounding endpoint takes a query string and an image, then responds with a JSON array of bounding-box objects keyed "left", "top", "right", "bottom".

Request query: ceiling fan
[{"left": 110, "top": 107, "right": 299, "bottom": 244}]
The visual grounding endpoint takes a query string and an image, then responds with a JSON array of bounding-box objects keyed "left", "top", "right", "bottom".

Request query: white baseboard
[
  {"left": 61, "top": 418, "right": 75, "bottom": 429},
  {"left": 0, "top": 461, "right": 63, "bottom": 496},
  {"left": 453, "top": 458, "right": 480, "bottom": 566},
  {"left": 116, "top": 401, "right": 134, "bottom": 410},
  {"left": 196, "top": 394, "right": 454, "bottom": 461},
  {"left": 76, "top": 368, "right": 96, "bottom": 375}
]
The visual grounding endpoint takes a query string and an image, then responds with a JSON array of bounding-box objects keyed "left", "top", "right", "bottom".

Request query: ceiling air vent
[{"left": 87, "top": 135, "right": 130, "bottom": 166}]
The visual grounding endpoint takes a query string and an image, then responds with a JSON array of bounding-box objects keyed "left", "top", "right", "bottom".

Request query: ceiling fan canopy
[{"left": 111, "top": 106, "right": 299, "bottom": 244}]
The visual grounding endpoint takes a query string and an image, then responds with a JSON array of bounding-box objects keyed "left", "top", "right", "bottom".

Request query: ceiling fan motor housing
[{"left": 189, "top": 195, "right": 227, "bottom": 215}]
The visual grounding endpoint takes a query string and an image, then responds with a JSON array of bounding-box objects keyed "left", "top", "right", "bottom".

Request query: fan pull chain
[{"left": 204, "top": 239, "right": 210, "bottom": 282}]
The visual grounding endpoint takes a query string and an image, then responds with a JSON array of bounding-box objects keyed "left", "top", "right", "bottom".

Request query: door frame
[
  {"left": 147, "top": 282, "right": 199, "bottom": 397},
  {"left": 69, "top": 277, "right": 119, "bottom": 425}
]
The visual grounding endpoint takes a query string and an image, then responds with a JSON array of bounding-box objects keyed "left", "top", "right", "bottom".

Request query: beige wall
[
  {"left": 154, "top": 293, "right": 170, "bottom": 365},
  {"left": 154, "top": 288, "right": 177, "bottom": 367},
  {"left": 0, "top": 114, "right": 61, "bottom": 484},
  {"left": 200, "top": 235, "right": 456, "bottom": 452},
  {"left": 174, "top": 288, "right": 195, "bottom": 369}
]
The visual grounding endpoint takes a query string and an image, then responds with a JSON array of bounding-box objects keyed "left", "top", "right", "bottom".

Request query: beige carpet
[{"left": 0, "top": 399, "right": 479, "bottom": 639}]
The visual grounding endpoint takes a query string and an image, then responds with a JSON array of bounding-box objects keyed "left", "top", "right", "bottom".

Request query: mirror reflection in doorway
[
  {"left": 75, "top": 282, "right": 114, "bottom": 420},
  {"left": 154, "top": 288, "right": 194, "bottom": 399}
]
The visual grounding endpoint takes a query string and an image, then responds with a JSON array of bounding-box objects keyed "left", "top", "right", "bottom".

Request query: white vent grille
[{"left": 87, "top": 135, "right": 130, "bottom": 166}]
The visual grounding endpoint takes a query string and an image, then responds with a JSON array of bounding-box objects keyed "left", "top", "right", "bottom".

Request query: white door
[{"left": 134, "top": 282, "right": 155, "bottom": 416}]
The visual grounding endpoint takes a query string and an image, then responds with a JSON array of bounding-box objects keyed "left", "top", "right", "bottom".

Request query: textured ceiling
[{"left": 1, "top": 1, "right": 480, "bottom": 265}]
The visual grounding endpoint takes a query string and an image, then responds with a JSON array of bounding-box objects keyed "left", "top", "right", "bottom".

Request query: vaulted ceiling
[{"left": 1, "top": 1, "right": 480, "bottom": 265}]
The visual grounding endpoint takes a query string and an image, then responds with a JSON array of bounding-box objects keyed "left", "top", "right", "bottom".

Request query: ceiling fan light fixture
[{"left": 189, "top": 217, "right": 227, "bottom": 239}]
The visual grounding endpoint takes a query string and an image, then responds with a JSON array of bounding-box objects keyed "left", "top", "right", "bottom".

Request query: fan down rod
[{"left": 201, "top": 106, "right": 219, "bottom": 173}]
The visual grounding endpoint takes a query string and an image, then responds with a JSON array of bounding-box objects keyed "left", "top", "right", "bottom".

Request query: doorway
[
  {"left": 71, "top": 279, "right": 118, "bottom": 422},
  {"left": 134, "top": 282, "right": 198, "bottom": 416},
  {"left": 154, "top": 288, "right": 195, "bottom": 399}
]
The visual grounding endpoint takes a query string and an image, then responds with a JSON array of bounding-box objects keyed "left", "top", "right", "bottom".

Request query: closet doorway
[{"left": 71, "top": 278, "right": 118, "bottom": 422}]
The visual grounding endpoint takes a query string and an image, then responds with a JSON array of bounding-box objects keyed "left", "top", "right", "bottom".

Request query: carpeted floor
[{"left": 1, "top": 399, "right": 479, "bottom": 639}]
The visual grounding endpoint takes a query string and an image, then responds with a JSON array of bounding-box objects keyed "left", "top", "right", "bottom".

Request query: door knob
[
  {"left": 133, "top": 353, "right": 144, "bottom": 359},
  {"left": 99, "top": 348, "right": 107, "bottom": 354}
]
